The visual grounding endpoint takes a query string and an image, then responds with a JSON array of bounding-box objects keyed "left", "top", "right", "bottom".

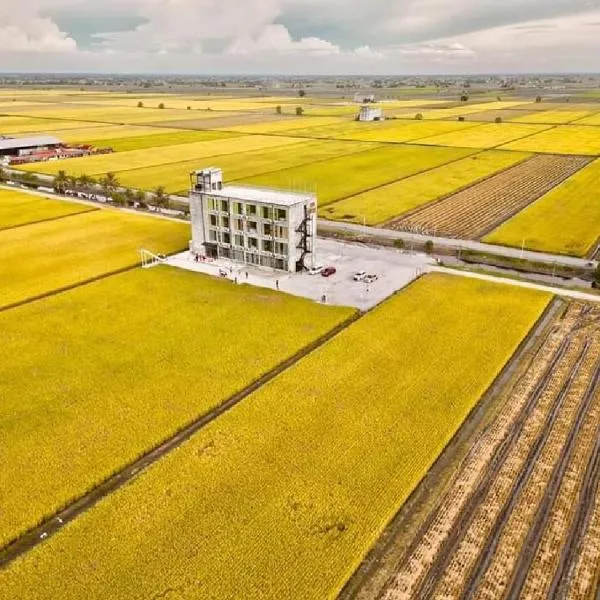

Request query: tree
[
  {"left": 415, "top": 113, "right": 424, "bottom": 120},
  {"left": 137, "top": 101, "right": 144, "bottom": 108},
  {"left": 298, "top": 89, "right": 306, "bottom": 97},
  {"left": 158, "top": 103, "right": 165, "bottom": 109},
  {"left": 0, "top": 167, "right": 7, "bottom": 183},
  {"left": 20, "top": 172, "right": 40, "bottom": 188},
  {"left": 99, "top": 172, "right": 119, "bottom": 200},
  {"left": 460, "top": 94, "right": 469, "bottom": 102},
  {"left": 153, "top": 186, "right": 169, "bottom": 210},
  {"left": 458, "top": 116, "right": 465, "bottom": 122},
  {"left": 53, "top": 170, "right": 68, "bottom": 194},
  {"left": 393, "top": 239, "right": 405, "bottom": 250},
  {"left": 535, "top": 96, "right": 542, "bottom": 103},
  {"left": 275, "top": 105, "right": 282, "bottom": 115},
  {"left": 77, "top": 174, "right": 96, "bottom": 197},
  {"left": 135, "top": 189, "right": 148, "bottom": 209},
  {"left": 112, "top": 191, "right": 126, "bottom": 207},
  {"left": 295, "top": 106, "right": 304, "bottom": 116},
  {"left": 187, "top": 106, "right": 192, "bottom": 110},
  {"left": 495, "top": 117, "right": 503, "bottom": 124},
  {"left": 424, "top": 240, "right": 434, "bottom": 254},
  {"left": 123, "top": 188, "right": 136, "bottom": 207}
]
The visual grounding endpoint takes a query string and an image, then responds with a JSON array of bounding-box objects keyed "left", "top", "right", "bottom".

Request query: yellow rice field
[
  {"left": 483, "top": 157, "right": 600, "bottom": 257},
  {"left": 0, "top": 274, "right": 550, "bottom": 600},
  {"left": 500, "top": 125, "right": 600, "bottom": 155},
  {"left": 322, "top": 150, "right": 531, "bottom": 225},
  {"left": 511, "top": 110, "right": 593, "bottom": 124}
]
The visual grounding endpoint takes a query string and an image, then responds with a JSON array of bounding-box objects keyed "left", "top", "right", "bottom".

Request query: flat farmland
[
  {"left": 460, "top": 109, "right": 537, "bottom": 122},
  {"left": 55, "top": 124, "right": 180, "bottom": 144},
  {"left": 158, "top": 112, "right": 296, "bottom": 131},
  {"left": 217, "top": 115, "right": 348, "bottom": 134},
  {"left": 383, "top": 302, "right": 600, "bottom": 600},
  {"left": 239, "top": 145, "right": 475, "bottom": 205},
  {"left": 573, "top": 112, "right": 600, "bottom": 126},
  {"left": 321, "top": 150, "right": 530, "bottom": 225},
  {"left": 501, "top": 125, "right": 600, "bottom": 155},
  {"left": 0, "top": 267, "right": 352, "bottom": 548},
  {"left": 117, "top": 139, "right": 381, "bottom": 194},
  {"left": 0, "top": 116, "right": 99, "bottom": 134},
  {"left": 511, "top": 110, "right": 593, "bottom": 124},
  {"left": 414, "top": 122, "right": 551, "bottom": 149},
  {"left": 483, "top": 158, "right": 600, "bottom": 257},
  {"left": 0, "top": 209, "right": 189, "bottom": 309},
  {"left": 20, "top": 135, "right": 305, "bottom": 178},
  {"left": 0, "top": 274, "right": 551, "bottom": 600},
  {"left": 0, "top": 189, "right": 95, "bottom": 229},
  {"left": 392, "top": 155, "right": 590, "bottom": 239},
  {"left": 286, "top": 118, "right": 477, "bottom": 143},
  {"left": 400, "top": 101, "right": 529, "bottom": 120}
]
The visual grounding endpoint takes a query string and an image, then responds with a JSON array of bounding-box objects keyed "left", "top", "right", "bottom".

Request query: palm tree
[
  {"left": 0, "top": 167, "right": 7, "bottom": 183},
  {"left": 53, "top": 170, "right": 68, "bottom": 194},
  {"left": 99, "top": 171, "right": 119, "bottom": 201},
  {"left": 135, "top": 189, "right": 148, "bottom": 209},
  {"left": 153, "top": 186, "right": 169, "bottom": 210},
  {"left": 77, "top": 174, "right": 95, "bottom": 197},
  {"left": 123, "top": 188, "right": 136, "bottom": 207},
  {"left": 66, "top": 175, "right": 79, "bottom": 194}
]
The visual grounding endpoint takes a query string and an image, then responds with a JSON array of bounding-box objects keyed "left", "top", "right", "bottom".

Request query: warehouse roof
[
  {"left": 0, "top": 135, "right": 62, "bottom": 151},
  {"left": 214, "top": 184, "right": 315, "bottom": 207}
]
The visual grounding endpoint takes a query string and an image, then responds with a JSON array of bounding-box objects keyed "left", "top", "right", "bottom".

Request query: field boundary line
[
  {"left": 0, "top": 207, "right": 100, "bottom": 233},
  {"left": 378, "top": 152, "right": 534, "bottom": 229},
  {"left": 338, "top": 296, "right": 563, "bottom": 600},
  {"left": 0, "top": 246, "right": 187, "bottom": 314},
  {"left": 0, "top": 310, "right": 363, "bottom": 568}
]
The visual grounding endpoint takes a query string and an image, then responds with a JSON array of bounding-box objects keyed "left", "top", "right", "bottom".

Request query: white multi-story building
[
  {"left": 358, "top": 105, "right": 383, "bottom": 121},
  {"left": 189, "top": 168, "right": 317, "bottom": 272}
]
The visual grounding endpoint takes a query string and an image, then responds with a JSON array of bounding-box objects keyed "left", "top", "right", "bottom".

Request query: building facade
[
  {"left": 189, "top": 168, "right": 317, "bottom": 272},
  {"left": 358, "top": 105, "right": 383, "bottom": 121}
]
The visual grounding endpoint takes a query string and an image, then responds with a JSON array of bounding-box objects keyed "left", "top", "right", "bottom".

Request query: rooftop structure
[
  {"left": 189, "top": 168, "right": 317, "bottom": 273},
  {"left": 0, "top": 135, "right": 62, "bottom": 155}
]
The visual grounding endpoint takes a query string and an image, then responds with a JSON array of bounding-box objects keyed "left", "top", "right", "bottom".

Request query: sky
[{"left": 1, "top": 0, "right": 600, "bottom": 74}]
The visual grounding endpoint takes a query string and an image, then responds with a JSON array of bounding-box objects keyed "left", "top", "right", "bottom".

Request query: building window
[
  {"left": 247, "top": 220, "right": 258, "bottom": 234},
  {"left": 233, "top": 202, "right": 243, "bottom": 215},
  {"left": 275, "top": 258, "right": 285, "bottom": 270},
  {"left": 209, "top": 214, "right": 218, "bottom": 227},
  {"left": 247, "top": 204, "right": 257, "bottom": 216},
  {"left": 275, "top": 241, "right": 288, "bottom": 255},
  {"left": 222, "top": 232, "right": 231, "bottom": 245},
  {"left": 221, "top": 216, "right": 230, "bottom": 229},
  {"left": 263, "top": 223, "right": 272, "bottom": 236},
  {"left": 207, "top": 197, "right": 216, "bottom": 211},
  {"left": 275, "top": 225, "right": 288, "bottom": 238},
  {"left": 248, "top": 237, "right": 258, "bottom": 249},
  {"left": 233, "top": 218, "right": 243, "bottom": 231},
  {"left": 262, "top": 239, "right": 273, "bottom": 253},
  {"left": 276, "top": 208, "right": 287, "bottom": 221},
  {"left": 234, "top": 234, "right": 244, "bottom": 247},
  {"left": 220, "top": 199, "right": 229, "bottom": 212},
  {"left": 208, "top": 229, "right": 217, "bottom": 242},
  {"left": 261, "top": 205, "right": 272, "bottom": 220}
]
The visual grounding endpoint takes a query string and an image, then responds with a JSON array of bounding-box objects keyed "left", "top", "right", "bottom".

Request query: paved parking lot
[{"left": 162, "top": 238, "right": 434, "bottom": 310}]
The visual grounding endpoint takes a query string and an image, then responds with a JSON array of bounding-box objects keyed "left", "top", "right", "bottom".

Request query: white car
[
  {"left": 353, "top": 270, "right": 367, "bottom": 282},
  {"left": 308, "top": 265, "right": 324, "bottom": 275},
  {"left": 364, "top": 274, "right": 378, "bottom": 284}
]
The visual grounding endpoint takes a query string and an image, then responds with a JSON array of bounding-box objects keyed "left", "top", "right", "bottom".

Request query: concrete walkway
[
  {"left": 430, "top": 266, "right": 600, "bottom": 303},
  {"left": 320, "top": 219, "right": 598, "bottom": 270}
]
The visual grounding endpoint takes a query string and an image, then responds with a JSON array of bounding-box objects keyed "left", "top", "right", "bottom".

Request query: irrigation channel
[{"left": 379, "top": 301, "right": 600, "bottom": 600}]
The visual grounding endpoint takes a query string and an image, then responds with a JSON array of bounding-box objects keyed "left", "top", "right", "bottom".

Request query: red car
[{"left": 321, "top": 266, "right": 336, "bottom": 277}]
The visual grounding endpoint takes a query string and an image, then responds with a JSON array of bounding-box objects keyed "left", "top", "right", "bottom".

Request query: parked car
[
  {"left": 321, "top": 266, "right": 337, "bottom": 277},
  {"left": 353, "top": 270, "right": 367, "bottom": 282},
  {"left": 364, "top": 274, "right": 378, "bottom": 283},
  {"left": 308, "top": 265, "right": 324, "bottom": 275}
]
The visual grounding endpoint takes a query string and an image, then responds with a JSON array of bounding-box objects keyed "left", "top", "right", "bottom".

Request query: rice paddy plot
[
  {"left": 20, "top": 135, "right": 305, "bottom": 178},
  {"left": 483, "top": 158, "right": 600, "bottom": 257},
  {"left": 279, "top": 118, "right": 477, "bottom": 143},
  {"left": 414, "top": 123, "right": 551, "bottom": 149},
  {"left": 501, "top": 125, "right": 600, "bottom": 155},
  {"left": 0, "top": 267, "right": 352, "bottom": 548},
  {"left": 511, "top": 110, "right": 592, "bottom": 124},
  {"left": 0, "top": 189, "right": 95, "bottom": 230},
  {"left": 240, "top": 145, "right": 474, "bottom": 205},
  {"left": 321, "top": 150, "right": 530, "bottom": 225},
  {"left": 0, "top": 116, "right": 100, "bottom": 134},
  {"left": 0, "top": 209, "right": 189, "bottom": 308},
  {"left": 219, "top": 116, "right": 348, "bottom": 134},
  {"left": 55, "top": 125, "right": 179, "bottom": 144},
  {"left": 117, "top": 139, "right": 382, "bottom": 194},
  {"left": 456, "top": 109, "right": 537, "bottom": 123},
  {"left": 400, "top": 101, "right": 530, "bottom": 121},
  {"left": 571, "top": 112, "right": 600, "bottom": 126},
  {"left": 0, "top": 274, "right": 550, "bottom": 600}
]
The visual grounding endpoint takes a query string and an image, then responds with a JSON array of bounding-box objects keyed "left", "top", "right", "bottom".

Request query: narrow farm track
[
  {"left": 0, "top": 311, "right": 361, "bottom": 569},
  {"left": 380, "top": 302, "right": 600, "bottom": 600},
  {"left": 388, "top": 154, "right": 591, "bottom": 240}
]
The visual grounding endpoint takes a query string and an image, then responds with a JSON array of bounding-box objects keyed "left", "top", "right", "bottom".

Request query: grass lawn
[
  {"left": 0, "top": 189, "right": 96, "bottom": 230},
  {"left": 0, "top": 267, "right": 352, "bottom": 548},
  {"left": 321, "top": 150, "right": 531, "bottom": 225},
  {"left": 0, "top": 209, "right": 189, "bottom": 308},
  {"left": 483, "top": 158, "right": 600, "bottom": 257},
  {"left": 240, "top": 145, "right": 475, "bottom": 205},
  {"left": 0, "top": 274, "right": 550, "bottom": 599}
]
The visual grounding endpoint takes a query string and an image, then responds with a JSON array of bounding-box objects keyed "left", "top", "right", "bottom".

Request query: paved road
[
  {"left": 319, "top": 219, "right": 598, "bottom": 270},
  {"left": 430, "top": 266, "right": 600, "bottom": 303}
]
